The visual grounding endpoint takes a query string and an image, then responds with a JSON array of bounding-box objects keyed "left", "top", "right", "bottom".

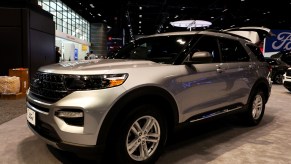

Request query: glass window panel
[
  {"left": 57, "top": 24, "right": 62, "bottom": 31},
  {"left": 63, "top": 27, "right": 67, "bottom": 33},
  {"left": 56, "top": 0, "right": 62, "bottom": 9},
  {"left": 57, "top": 18, "right": 62, "bottom": 27},
  {"left": 50, "top": 1, "right": 56, "bottom": 11},
  {"left": 57, "top": 12, "right": 62, "bottom": 19},
  {"left": 42, "top": 3, "right": 49, "bottom": 12},
  {"left": 38, "top": 1, "right": 42, "bottom": 6},
  {"left": 38, "top": 0, "right": 90, "bottom": 42}
]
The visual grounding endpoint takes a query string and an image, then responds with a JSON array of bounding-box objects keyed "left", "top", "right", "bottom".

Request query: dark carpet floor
[{"left": 0, "top": 97, "right": 26, "bottom": 125}]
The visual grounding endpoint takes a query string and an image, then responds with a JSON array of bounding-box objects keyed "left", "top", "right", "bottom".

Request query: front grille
[
  {"left": 30, "top": 72, "right": 70, "bottom": 102},
  {"left": 286, "top": 69, "right": 291, "bottom": 76}
]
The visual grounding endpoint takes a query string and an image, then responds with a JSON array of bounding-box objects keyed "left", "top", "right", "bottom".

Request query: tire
[
  {"left": 242, "top": 90, "right": 265, "bottom": 126},
  {"left": 273, "top": 73, "right": 283, "bottom": 84},
  {"left": 108, "top": 104, "right": 167, "bottom": 164}
]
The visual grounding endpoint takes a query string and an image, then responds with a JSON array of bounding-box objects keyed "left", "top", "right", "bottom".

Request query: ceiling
[{"left": 61, "top": 0, "right": 291, "bottom": 39}]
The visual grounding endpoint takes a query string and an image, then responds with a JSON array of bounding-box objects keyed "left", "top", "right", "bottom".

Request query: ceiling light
[
  {"left": 222, "top": 9, "right": 228, "bottom": 12},
  {"left": 98, "top": 13, "right": 101, "bottom": 16},
  {"left": 139, "top": 15, "right": 142, "bottom": 18},
  {"left": 103, "top": 20, "right": 107, "bottom": 22},
  {"left": 90, "top": 4, "right": 95, "bottom": 8},
  {"left": 139, "top": 6, "right": 142, "bottom": 10},
  {"left": 170, "top": 20, "right": 212, "bottom": 29},
  {"left": 174, "top": 15, "right": 179, "bottom": 19},
  {"left": 139, "top": 26, "right": 141, "bottom": 28},
  {"left": 139, "top": 21, "right": 142, "bottom": 24},
  {"left": 128, "top": 24, "right": 131, "bottom": 27},
  {"left": 211, "top": 16, "right": 214, "bottom": 19},
  {"left": 177, "top": 39, "right": 186, "bottom": 45}
]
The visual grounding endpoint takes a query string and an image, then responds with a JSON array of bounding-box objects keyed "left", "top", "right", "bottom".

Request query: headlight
[{"left": 64, "top": 73, "right": 128, "bottom": 90}]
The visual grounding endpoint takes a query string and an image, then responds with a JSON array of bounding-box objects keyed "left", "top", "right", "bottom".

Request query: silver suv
[{"left": 26, "top": 27, "right": 272, "bottom": 163}]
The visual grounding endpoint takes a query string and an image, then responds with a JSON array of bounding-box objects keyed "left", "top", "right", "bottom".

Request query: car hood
[{"left": 38, "top": 59, "right": 165, "bottom": 74}]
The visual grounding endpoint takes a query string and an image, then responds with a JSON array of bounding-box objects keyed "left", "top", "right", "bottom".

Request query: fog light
[
  {"left": 56, "top": 111, "right": 83, "bottom": 118},
  {"left": 55, "top": 110, "right": 84, "bottom": 126}
]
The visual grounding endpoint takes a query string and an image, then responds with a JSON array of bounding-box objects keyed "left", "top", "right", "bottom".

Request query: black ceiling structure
[{"left": 61, "top": 0, "right": 291, "bottom": 39}]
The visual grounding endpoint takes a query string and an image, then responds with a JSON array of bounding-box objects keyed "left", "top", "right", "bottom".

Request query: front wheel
[
  {"left": 109, "top": 104, "right": 167, "bottom": 164},
  {"left": 242, "top": 90, "right": 266, "bottom": 126}
]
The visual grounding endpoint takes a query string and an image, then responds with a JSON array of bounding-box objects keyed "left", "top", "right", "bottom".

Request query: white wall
[{"left": 64, "top": 43, "right": 75, "bottom": 61}]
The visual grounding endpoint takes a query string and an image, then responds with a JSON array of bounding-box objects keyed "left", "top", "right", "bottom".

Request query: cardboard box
[
  {"left": 0, "top": 76, "right": 20, "bottom": 94},
  {"left": 8, "top": 68, "right": 29, "bottom": 95}
]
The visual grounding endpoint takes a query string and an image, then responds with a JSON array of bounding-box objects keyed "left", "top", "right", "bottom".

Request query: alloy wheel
[
  {"left": 126, "top": 115, "right": 161, "bottom": 161},
  {"left": 252, "top": 94, "right": 263, "bottom": 120}
]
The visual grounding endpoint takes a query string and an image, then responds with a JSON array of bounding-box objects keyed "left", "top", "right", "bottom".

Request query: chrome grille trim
[{"left": 30, "top": 72, "right": 70, "bottom": 102}]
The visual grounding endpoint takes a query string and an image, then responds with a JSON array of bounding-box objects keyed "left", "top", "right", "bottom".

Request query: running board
[{"left": 189, "top": 106, "right": 242, "bottom": 123}]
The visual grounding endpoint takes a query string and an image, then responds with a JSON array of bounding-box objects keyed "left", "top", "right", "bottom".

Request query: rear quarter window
[{"left": 247, "top": 44, "right": 265, "bottom": 62}]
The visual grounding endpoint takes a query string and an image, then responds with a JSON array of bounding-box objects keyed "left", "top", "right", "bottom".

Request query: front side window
[
  {"left": 111, "top": 35, "right": 193, "bottom": 64},
  {"left": 190, "top": 35, "right": 220, "bottom": 63},
  {"left": 219, "top": 38, "right": 250, "bottom": 62}
]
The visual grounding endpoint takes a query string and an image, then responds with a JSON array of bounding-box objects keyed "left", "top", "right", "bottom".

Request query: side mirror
[{"left": 185, "top": 51, "right": 213, "bottom": 65}]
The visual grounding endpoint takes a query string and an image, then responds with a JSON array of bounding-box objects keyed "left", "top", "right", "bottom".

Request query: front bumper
[
  {"left": 27, "top": 121, "right": 105, "bottom": 154},
  {"left": 26, "top": 85, "right": 126, "bottom": 148}
]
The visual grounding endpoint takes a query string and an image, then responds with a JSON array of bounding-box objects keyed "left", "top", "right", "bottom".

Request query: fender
[{"left": 96, "top": 86, "right": 179, "bottom": 145}]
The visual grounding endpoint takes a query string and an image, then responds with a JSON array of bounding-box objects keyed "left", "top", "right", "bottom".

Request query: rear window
[{"left": 247, "top": 44, "right": 265, "bottom": 62}]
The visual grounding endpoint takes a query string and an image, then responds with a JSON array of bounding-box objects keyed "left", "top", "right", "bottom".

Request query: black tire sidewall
[
  {"left": 245, "top": 90, "right": 265, "bottom": 126},
  {"left": 112, "top": 104, "right": 167, "bottom": 164},
  {"left": 274, "top": 73, "right": 283, "bottom": 84}
]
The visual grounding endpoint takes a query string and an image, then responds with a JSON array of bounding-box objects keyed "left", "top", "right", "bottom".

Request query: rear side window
[
  {"left": 219, "top": 38, "right": 250, "bottom": 62},
  {"left": 247, "top": 44, "right": 265, "bottom": 62}
]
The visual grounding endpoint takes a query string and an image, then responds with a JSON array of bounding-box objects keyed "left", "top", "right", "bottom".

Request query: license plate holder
[{"left": 27, "top": 108, "right": 36, "bottom": 126}]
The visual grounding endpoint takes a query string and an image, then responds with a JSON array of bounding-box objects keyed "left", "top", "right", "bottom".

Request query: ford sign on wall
[{"left": 265, "top": 30, "right": 291, "bottom": 53}]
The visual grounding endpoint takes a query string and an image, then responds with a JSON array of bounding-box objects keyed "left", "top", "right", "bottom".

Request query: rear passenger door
[{"left": 218, "top": 38, "right": 253, "bottom": 105}]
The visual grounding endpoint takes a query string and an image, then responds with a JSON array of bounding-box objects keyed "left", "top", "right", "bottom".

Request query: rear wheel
[
  {"left": 242, "top": 90, "right": 265, "bottom": 126},
  {"left": 274, "top": 73, "right": 283, "bottom": 84},
  {"left": 108, "top": 104, "right": 167, "bottom": 164}
]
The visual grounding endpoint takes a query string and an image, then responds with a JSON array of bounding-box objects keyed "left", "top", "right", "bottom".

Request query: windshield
[{"left": 110, "top": 35, "right": 193, "bottom": 64}]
